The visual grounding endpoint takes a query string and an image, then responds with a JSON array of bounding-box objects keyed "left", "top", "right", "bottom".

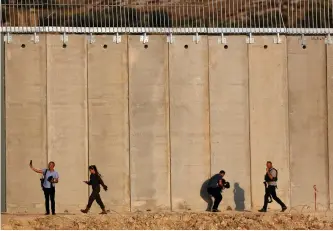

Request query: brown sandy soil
[{"left": 2, "top": 211, "right": 333, "bottom": 230}]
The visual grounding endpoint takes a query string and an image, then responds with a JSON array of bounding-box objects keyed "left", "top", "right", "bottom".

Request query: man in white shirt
[{"left": 30, "top": 161, "right": 59, "bottom": 215}]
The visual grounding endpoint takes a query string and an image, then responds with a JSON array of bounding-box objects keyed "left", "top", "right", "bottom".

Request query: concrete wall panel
[
  {"left": 128, "top": 35, "right": 170, "bottom": 211},
  {"left": 328, "top": 44, "right": 333, "bottom": 210},
  {"left": 5, "top": 35, "right": 47, "bottom": 212},
  {"left": 208, "top": 36, "right": 251, "bottom": 211},
  {"left": 1, "top": 34, "right": 5, "bottom": 213},
  {"left": 47, "top": 35, "right": 88, "bottom": 212},
  {"left": 288, "top": 36, "right": 329, "bottom": 210},
  {"left": 249, "top": 36, "right": 290, "bottom": 209},
  {"left": 88, "top": 35, "right": 130, "bottom": 212},
  {"left": 169, "top": 36, "right": 210, "bottom": 211}
]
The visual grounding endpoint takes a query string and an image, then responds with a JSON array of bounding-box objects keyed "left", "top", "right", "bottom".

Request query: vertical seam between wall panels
[
  {"left": 286, "top": 36, "right": 291, "bottom": 208},
  {"left": 286, "top": 37, "right": 292, "bottom": 207},
  {"left": 325, "top": 43, "right": 330, "bottom": 209},
  {"left": 45, "top": 35, "right": 49, "bottom": 165},
  {"left": 207, "top": 36, "right": 212, "bottom": 178},
  {"left": 167, "top": 38, "right": 172, "bottom": 211},
  {"left": 127, "top": 35, "right": 131, "bottom": 212},
  {"left": 86, "top": 36, "right": 90, "bottom": 200},
  {"left": 2, "top": 33, "right": 7, "bottom": 212},
  {"left": 247, "top": 38, "right": 253, "bottom": 209}
]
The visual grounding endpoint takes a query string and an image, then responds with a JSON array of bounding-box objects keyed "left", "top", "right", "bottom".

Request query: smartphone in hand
[{"left": 29, "top": 160, "right": 32, "bottom": 166}]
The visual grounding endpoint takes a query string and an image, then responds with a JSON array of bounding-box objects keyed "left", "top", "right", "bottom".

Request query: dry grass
[{"left": 2, "top": 211, "right": 333, "bottom": 230}]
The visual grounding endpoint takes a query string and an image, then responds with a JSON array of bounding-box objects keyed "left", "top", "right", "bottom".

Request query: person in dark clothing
[
  {"left": 207, "top": 170, "right": 228, "bottom": 212},
  {"left": 30, "top": 160, "right": 59, "bottom": 215},
  {"left": 264, "top": 182, "right": 273, "bottom": 204},
  {"left": 81, "top": 165, "right": 108, "bottom": 214},
  {"left": 259, "top": 161, "right": 287, "bottom": 212}
]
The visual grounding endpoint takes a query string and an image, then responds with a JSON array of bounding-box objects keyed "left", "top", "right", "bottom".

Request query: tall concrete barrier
[
  {"left": 169, "top": 36, "right": 210, "bottom": 211},
  {"left": 327, "top": 44, "right": 333, "bottom": 210},
  {"left": 128, "top": 35, "right": 170, "bottom": 211},
  {"left": 249, "top": 36, "right": 290, "bottom": 209},
  {"left": 3, "top": 34, "right": 333, "bottom": 213},
  {"left": 288, "top": 36, "right": 329, "bottom": 210},
  {"left": 208, "top": 36, "right": 251, "bottom": 211},
  {"left": 87, "top": 35, "right": 130, "bottom": 212},
  {"left": 46, "top": 35, "right": 88, "bottom": 212},
  {"left": 0, "top": 33, "right": 4, "bottom": 213},
  {"left": 5, "top": 35, "right": 47, "bottom": 212}
]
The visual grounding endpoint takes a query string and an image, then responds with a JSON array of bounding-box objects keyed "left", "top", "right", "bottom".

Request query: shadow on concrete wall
[
  {"left": 233, "top": 182, "right": 245, "bottom": 211},
  {"left": 200, "top": 179, "right": 213, "bottom": 211}
]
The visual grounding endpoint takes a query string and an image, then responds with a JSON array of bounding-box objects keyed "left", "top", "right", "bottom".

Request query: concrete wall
[
  {"left": 0, "top": 33, "right": 5, "bottom": 212},
  {"left": 5, "top": 35, "right": 47, "bottom": 212},
  {"left": 47, "top": 35, "right": 89, "bottom": 212},
  {"left": 249, "top": 36, "right": 290, "bottom": 209},
  {"left": 288, "top": 37, "right": 329, "bottom": 210},
  {"left": 3, "top": 34, "right": 332, "bottom": 213},
  {"left": 129, "top": 36, "right": 170, "bottom": 211},
  {"left": 327, "top": 43, "right": 333, "bottom": 210},
  {"left": 169, "top": 36, "right": 210, "bottom": 211},
  {"left": 88, "top": 35, "right": 130, "bottom": 212},
  {"left": 208, "top": 36, "right": 251, "bottom": 211}
]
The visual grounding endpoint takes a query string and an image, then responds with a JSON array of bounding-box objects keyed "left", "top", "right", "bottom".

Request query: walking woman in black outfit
[{"left": 81, "top": 165, "right": 108, "bottom": 214}]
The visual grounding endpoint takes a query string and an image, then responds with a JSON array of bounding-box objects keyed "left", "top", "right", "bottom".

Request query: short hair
[
  {"left": 220, "top": 170, "right": 225, "bottom": 174},
  {"left": 267, "top": 161, "right": 272, "bottom": 164}
]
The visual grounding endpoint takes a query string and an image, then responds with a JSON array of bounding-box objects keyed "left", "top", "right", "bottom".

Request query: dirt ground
[{"left": 2, "top": 210, "right": 333, "bottom": 230}]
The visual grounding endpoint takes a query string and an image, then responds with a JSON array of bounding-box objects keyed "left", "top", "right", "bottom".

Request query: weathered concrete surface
[
  {"left": 288, "top": 36, "right": 329, "bottom": 209},
  {"left": 128, "top": 35, "right": 170, "bottom": 211},
  {"left": 87, "top": 36, "right": 130, "bottom": 212},
  {"left": 1, "top": 33, "right": 5, "bottom": 213},
  {"left": 5, "top": 35, "right": 47, "bottom": 212},
  {"left": 169, "top": 36, "right": 210, "bottom": 211},
  {"left": 208, "top": 36, "right": 251, "bottom": 211},
  {"left": 47, "top": 35, "right": 88, "bottom": 212},
  {"left": 4, "top": 35, "right": 333, "bottom": 213},
  {"left": 327, "top": 44, "right": 333, "bottom": 210},
  {"left": 249, "top": 36, "right": 290, "bottom": 209}
]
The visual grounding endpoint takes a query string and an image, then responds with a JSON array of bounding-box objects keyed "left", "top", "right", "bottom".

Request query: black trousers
[
  {"left": 263, "top": 185, "right": 286, "bottom": 210},
  {"left": 87, "top": 189, "right": 105, "bottom": 209},
  {"left": 43, "top": 187, "right": 55, "bottom": 214},
  {"left": 207, "top": 187, "right": 222, "bottom": 210}
]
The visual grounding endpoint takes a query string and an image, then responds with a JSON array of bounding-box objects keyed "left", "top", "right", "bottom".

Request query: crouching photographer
[
  {"left": 30, "top": 160, "right": 59, "bottom": 215},
  {"left": 207, "top": 170, "right": 230, "bottom": 212}
]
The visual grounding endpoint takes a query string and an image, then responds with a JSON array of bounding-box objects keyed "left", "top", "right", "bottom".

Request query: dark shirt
[
  {"left": 87, "top": 173, "right": 106, "bottom": 191},
  {"left": 207, "top": 174, "right": 223, "bottom": 189}
]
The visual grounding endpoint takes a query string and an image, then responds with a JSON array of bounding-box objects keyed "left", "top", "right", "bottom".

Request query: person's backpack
[{"left": 40, "top": 169, "right": 47, "bottom": 189}]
